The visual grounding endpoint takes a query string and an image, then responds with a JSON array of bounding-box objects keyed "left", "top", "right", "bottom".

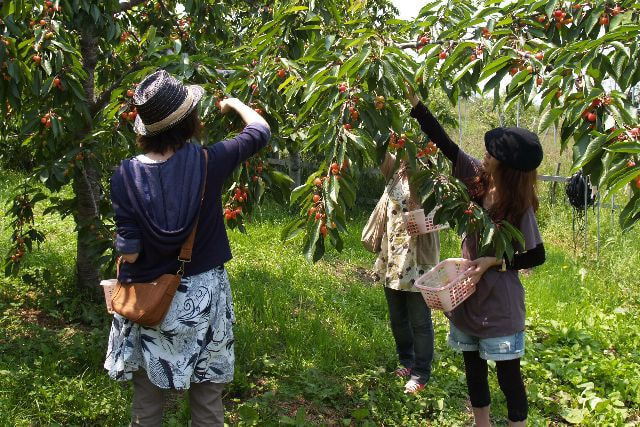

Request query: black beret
[{"left": 484, "top": 127, "right": 543, "bottom": 172}]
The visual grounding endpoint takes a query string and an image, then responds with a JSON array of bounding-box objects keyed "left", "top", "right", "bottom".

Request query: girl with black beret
[{"left": 406, "top": 84, "right": 545, "bottom": 427}]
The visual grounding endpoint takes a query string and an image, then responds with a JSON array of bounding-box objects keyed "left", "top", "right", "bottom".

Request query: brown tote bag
[
  {"left": 361, "top": 172, "right": 401, "bottom": 253},
  {"left": 110, "top": 150, "right": 208, "bottom": 327}
]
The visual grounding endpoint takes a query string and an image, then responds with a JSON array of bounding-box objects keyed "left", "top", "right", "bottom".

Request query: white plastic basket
[
  {"left": 403, "top": 209, "right": 448, "bottom": 236},
  {"left": 100, "top": 279, "right": 118, "bottom": 314},
  {"left": 415, "top": 258, "right": 477, "bottom": 312}
]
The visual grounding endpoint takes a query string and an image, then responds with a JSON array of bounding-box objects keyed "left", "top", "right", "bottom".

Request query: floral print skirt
[{"left": 104, "top": 266, "right": 235, "bottom": 390}]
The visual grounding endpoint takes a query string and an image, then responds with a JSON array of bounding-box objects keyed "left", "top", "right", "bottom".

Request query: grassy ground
[{"left": 1, "top": 168, "right": 639, "bottom": 426}]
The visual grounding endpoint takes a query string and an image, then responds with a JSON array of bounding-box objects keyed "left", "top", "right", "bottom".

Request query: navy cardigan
[{"left": 111, "top": 123, "right": 271, "bottom": 283}]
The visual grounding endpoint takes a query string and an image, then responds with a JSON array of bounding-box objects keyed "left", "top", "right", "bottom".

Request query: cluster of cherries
[
  {"left": 120, "top": 87, "right": 138, "bottom": 122},
  {"left": 343, "top": 94, "right": 360, "bottom": 130},
  {"left": 417, "top": 141, "right": 438, "bottom": 158},
  {"left": 581, "top": 96, "right": 613, "bottom": 124},
  {"left": 40, "top": 111, "right": 60, "bottom": 129},
  {"left": 389, "top": 132, "right": 407, "bottom": 150},
  {"left": 7, "top": 195, "right": 34, "bottom": 264},
  {"left": 536, "top": 5, "right": 624, "bottom": 30},
  {"left": 309, "top": 178, "right": 328, "bottom": 237},
  {"left": 224, "top": 187, "right": 249, "bottom": 221},
  {"left": 246, "top": 159, "right": 265, "bottom": 182}
]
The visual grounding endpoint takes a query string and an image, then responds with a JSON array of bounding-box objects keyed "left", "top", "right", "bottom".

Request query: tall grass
[{"left": 1, "top": 166, "right": 639, "bottom": 425}]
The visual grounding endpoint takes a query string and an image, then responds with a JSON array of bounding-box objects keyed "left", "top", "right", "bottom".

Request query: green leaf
[{"left": 538, "top": 107, "right": 563, "bottom": 134}]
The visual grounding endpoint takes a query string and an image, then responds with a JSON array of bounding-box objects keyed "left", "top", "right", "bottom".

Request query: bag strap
[
  {"left": 177, "top": 149, "right": 209, "bottom": 266},
  {"left": 115, "top": 149, "right": 209, "bottom": 279}
]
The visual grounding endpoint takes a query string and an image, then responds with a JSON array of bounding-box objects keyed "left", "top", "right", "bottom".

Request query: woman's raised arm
[{"left": 404, "top": 83, "right": 459, "bottom": 163}]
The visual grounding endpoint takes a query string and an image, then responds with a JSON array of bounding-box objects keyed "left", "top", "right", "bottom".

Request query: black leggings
[{"left": 462, "top": 351, "right": 528, "bottom": 422}]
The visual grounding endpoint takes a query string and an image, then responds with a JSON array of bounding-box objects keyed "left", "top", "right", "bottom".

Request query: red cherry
[
  {"left": 53, "top": 77, "right": 61, "bottom": 86},
  {"left": 420, "top": 36, "right": 429, "bottom": 44},
  {"left": 536, "top": 76, "right": 543, "bottom": 86},
  {"left": 603, "top": 96, "right": 613, "bottom": 105},
  {"left": 32, "top": 55, "right": 41, "bottom": 64},
  {"left": 627, "top": 160, "right": 636, "bottom": 168},
  {"left": 314, "top": 178, "right": 322, "bottom": 187},
  {"left": 554, "top": 10, "right": 564, "bottom": 19},
  {"left": 535, "top": 52, "right": 544, "bottom": 60},
  {"left": 312, "top": 194, "right": 321, "bottom": 203},
  {"left": 439, "top": 51, "right": 447, "bottom": 60},
  {"left": 339, "top": 84, "right": 347, "bottom": 93},
  {"left": 587, "top": 112, "right": 597, "bottom": 122},
  {"left": 277, "top": 68, "right": 286, "bottom": 78},
  {"left": 599, "top": 15, "right": 609, "bottom": 25}
]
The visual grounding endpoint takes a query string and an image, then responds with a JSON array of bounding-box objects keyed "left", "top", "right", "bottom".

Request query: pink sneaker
[{"left": 394, "top": 367, "right": 412, "bottom": 378}]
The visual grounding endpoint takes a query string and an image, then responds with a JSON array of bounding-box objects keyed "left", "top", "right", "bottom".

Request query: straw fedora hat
[{"left": 132, "top": 70, "right": 204, "bottom": 136}]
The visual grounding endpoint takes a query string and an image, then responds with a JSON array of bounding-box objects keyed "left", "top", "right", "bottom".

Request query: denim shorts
[{"left": 448, "top": 322, "right": 525, "bottom": 361}]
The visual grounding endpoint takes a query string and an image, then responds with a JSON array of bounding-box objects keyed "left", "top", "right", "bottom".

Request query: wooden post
[{"left": 550, "top": 162, "right": 561, "bottom": 205}]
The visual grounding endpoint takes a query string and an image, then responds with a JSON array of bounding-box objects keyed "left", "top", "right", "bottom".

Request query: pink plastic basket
[
  {"left": 100, "top": 279, "right": 118, "bottom": 314},
  {"left": 415, "top": 258, "right": 477, "bottom": 312},
  {"left": 403, "top": 209, "right": 448, "bottom": 236}
]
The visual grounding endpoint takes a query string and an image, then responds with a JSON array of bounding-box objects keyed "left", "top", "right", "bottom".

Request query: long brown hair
[{"left": 465, "top": 160, "right": 539, "bottom": 225}]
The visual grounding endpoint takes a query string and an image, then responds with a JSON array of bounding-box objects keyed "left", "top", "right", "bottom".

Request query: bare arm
[{"left": 121, "top": 253, "right": 139, "bottom": 263}]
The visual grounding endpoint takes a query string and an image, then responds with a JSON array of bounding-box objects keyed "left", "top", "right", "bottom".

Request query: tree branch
[
  {"left": 92, "top": 62, "right": 142, "bottom": 115},
  {"left": 120, "top": 0, "right": 147, "bottom": 12}
]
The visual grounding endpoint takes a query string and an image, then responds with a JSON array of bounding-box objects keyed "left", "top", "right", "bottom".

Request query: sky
[{"left": 391, "top": 0, "right": 428, "bottom": 20}]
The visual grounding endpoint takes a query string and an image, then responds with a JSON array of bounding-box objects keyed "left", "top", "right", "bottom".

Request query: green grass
[{"left": 1, "top": 170, "right": 639, "bottom": 426}]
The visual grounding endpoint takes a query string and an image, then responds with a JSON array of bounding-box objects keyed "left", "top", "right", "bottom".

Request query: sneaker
[
  {"left": 404, "top": 379, "right": 426, "bottom": 394},
  {"left": 394, "top": 367, "right": 412, "bottom": 378}
]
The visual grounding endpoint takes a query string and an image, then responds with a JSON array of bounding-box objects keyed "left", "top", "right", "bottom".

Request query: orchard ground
[{"left": 1, "top": 160, "right": 640, "bottom": 426}]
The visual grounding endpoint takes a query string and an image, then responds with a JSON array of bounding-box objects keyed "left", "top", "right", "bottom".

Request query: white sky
[{"left": 391, "top": 0, "right": 428, "bottom": 20}]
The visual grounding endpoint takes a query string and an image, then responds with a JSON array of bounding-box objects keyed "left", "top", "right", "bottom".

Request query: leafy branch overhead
[{"left": 1, "top": 1, "right": 639, "bottom": 275}]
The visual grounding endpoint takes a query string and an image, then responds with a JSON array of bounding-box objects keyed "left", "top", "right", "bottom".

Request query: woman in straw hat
[{"left": 104, "top": 69, "right": 270, "bottom": 426}]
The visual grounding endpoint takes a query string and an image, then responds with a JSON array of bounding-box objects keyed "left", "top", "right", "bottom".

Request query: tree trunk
[
  {"left": 73, "top": 164, "right": 102, "bottom": 289},
  {"left": 74, "top": 30, "right": 101, "bottom": 290},
  {"left": 288, "top": 150, "right": 302, "bottom": 187}
]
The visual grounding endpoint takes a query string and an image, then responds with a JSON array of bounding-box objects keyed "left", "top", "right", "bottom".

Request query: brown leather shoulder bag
[{"left": 110, "top": 149, "right": 208, "bottom": 327}]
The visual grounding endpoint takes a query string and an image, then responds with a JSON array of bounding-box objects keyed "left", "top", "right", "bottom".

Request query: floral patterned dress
[
  {"left": 374, "top": 170, "right": 433, "bottom": 292},
  {"left": 104, "top": 266, "right": 235, "bottom": 390}
]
